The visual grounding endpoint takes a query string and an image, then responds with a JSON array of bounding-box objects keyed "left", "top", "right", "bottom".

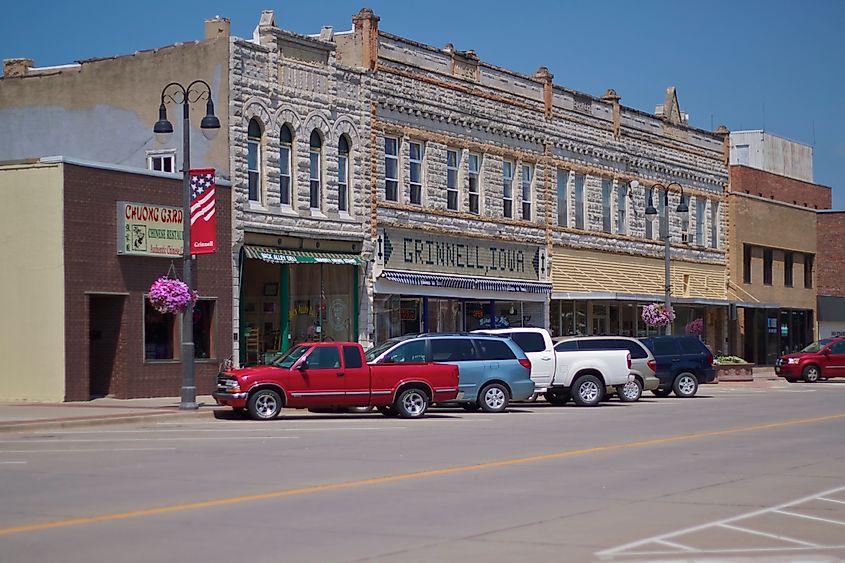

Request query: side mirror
[
  {"left": 823, "top": 348, "right": 830, "bottom": 355},
  {"left": 297, "top": 361, "right": 310, "bottom": 370}
]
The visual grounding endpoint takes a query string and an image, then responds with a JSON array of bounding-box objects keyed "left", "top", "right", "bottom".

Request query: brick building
[
  {"left": 816, "top": 211, "right": 845, "bottom": 339},
  {"left": 0, "top": 158, "right": 232, "bottom": 401}
]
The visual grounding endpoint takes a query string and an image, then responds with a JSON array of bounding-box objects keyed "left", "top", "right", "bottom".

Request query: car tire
[
  {"left": 247, "top": 389, "right": 282, "bottom": 420},
  {"left": 478, "top": 383, "right": 509, "bottom": 413},
  {"left": 571, "top": 375, "right": 604, "bottom": 406},
  {"left": 617, "top": 379, "right": 643, "bottom": 402},
  {"left": 673, "top": 372, "right": 699, "bottom": 398},
  {"left": 378, "top": 405, "right": 399, "bottom": 417},
  {"left": 544, "top": 389, "right": 570, "bottom": 406},
  {"left": 803, "top": 365, "right": 821, "bottom": 383},
  {"left": 462, "top": 403, "right": 480, "bottom": 412},
  {"left": 394, "top": 388, "right": 429, "bottom": 418},
  {"left": 651, "top": 387, "right": 673, "bottom": 398}
]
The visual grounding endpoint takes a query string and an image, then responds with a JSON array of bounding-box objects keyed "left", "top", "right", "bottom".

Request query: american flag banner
[{"left": 189, "top": 168, "right": 217, "bottom": 255}]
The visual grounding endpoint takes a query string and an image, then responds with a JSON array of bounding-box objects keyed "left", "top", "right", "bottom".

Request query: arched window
[
  {"left": 338, "top": 135, "right": 350, "bottom": 212},
  {"left": 247, "top": 119, "right": 263, "bottom": 203},
  {"left": 309, "top": 130, "right": 322, "bottom": 210},
  {"left": 279, "top": 125, "right": 293, "bottom": 206}
]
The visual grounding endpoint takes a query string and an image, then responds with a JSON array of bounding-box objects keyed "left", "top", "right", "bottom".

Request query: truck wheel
[
  {"left": 652, "top": 387, "right": 673, "bottom": 397},
  {"left": 394, "top": 388, "right": 429, "bottom": 418},
  {"left": 802, "top": 365, "right": 821, "bottom": 383},
  {"left": 247, "top": 389, "right": 282, "bottom": 420},
  {"left": 673, "top": 372, "right": 699, "bottom": 398},
  {"left": 571, "top": 375, "right": 603, "bottom": 406},
  {"left": 544, "top": 389, "right": 570, "bottom": 406},
  {"left": 479, "top": 383, "right": 509, "bottom": 413},
  {"left": 617, "top": 379, "right": 643, "bottom": 402},
  {"left": 378, "top": 405, "right": 399, "bottom": 417}
]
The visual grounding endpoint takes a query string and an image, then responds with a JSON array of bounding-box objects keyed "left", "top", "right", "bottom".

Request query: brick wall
[
  {"left": 63, "top": 164, "right": 232, "bottom": 400},
  {"left": 730, "top": 165, "right": 831, "bottom": 210},
  {"left": 817, "top": 212, "right": 845, "bottom": 297}
]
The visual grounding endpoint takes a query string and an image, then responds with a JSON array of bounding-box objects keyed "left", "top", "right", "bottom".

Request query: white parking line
[
  {"left": 0, "top": 461, "right": 27, "bottom": 464},
  {"left": 718, "top": 522, "right": 819, "bottom": 547},
  {"left": 0, "top": 448, "right": 177, "bottom": 453},
  {"left": 34, "top": 427, "right": 408, "bottom": 434},
  {"left": 774, "top": 509, "right": 845, "bottom": 526},
  {"left": 820, "top": 497, "right": 845, "bottom": 505},
  {"left": 0, "top": 436, "right": 299, "bottom": 444}
]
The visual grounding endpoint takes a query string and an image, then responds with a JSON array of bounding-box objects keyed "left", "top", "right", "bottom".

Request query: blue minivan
[
  {"left": 639, "top": 335, "right": 716, "bottom": 398},
  {"left": 366, "top": 333, "right": 535, "bottom": 412}
]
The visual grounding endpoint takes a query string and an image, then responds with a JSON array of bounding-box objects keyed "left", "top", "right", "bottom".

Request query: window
[
  {"left": 652, "top": 339, "right": 677, "bottom": 357},
  {"left": 431, "top": 338, "right": 477, "bottom": 362},
  {"left": 144, "top": 301, "right": 176, "bottom": 360},
  {"left": 409, "top": 141, "right": 424, "bottom": 205},
  {"left": 280, "top": 125, "right": 293, "bottom": 206},
  {"left": 384, "top": 137, "right": 399, "bottom": 201},
  {"left": 446, "top": 149, "right": 459, "bottom": 210},
  {"left": 468, "top": 153, "right": 481, "bottom": 214},
  {"left": 601, "top": 179, "right": 612, "bottom": 233},
  {"left": 763, "top": 248, "right": 773, "bottom": 286},
  {"left": 735, "top": 144, "right": 750, "bottom": 165},
  {"left": 192, "top": 299, "right": 216, "bottom": 359},
  {"left": 384, "top": 340, "right": 426, "bottom": 363},
  {"left": 657, "top": 191, "right": 666, "bottom": 240},
  {"left": 743, "top": 244, "right": 752, "bottom": 284},
  {"left": 556, "top": 169, "right": 569, "bottom": 227},
  {"left": 645, "top": 190, "right": 653, "bottom": 240},
  {"left": 679, "top": 338, "right": 706, "bottom": 355},
  {"left": 574, "top": 174, "right": 585, "bottom": 229},
  {"left": 309, "top": 130, "right": 322, "bottom": 209},
  {"left": 503, "top": 161, "right": 514, "bottom": 218},
  {"left": 306, "top": 346, "right": 341, "bottom": 369},
  {"left": 710, "top": 201, "right": 719, "bottom": 248},
  {"left": 147, "top": 151, "right": 175, "bottom": 173},
  {"left": 695, "top": 198, "right": 706, "bottom": 246},
  {"left": 247, "top": 118, "right": 263, "bottom": 202},
  {"left": 474, "top": 339, "right": 517, "bottom": 360},
  {"left": 784, "top": 252, "right": 794, "bottom": 288},
  {"left": 510, "top": 332, "right": 546, "bottom": 353},
  {"left": 338, "top": 135, "right": 350, "bottom": 212},
  {"left": 343, "top": 345, "right": 363, "bottom": 368},
  {"left": 804, "top": 254, "right": 814, "bottom": 288},
  {"left": 616, "top": 181, "right": 627, "bottom": 235},
  {"left": 554, "top": 340, "right": 579, "bottom": 352},
  {"left": 521, "top": 164, "right": 533, "bottom": 220}
]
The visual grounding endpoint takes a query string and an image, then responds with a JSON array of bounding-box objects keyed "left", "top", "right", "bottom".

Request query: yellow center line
[{"left": 2, "top": 411, "right": 844, "bottom": 537}]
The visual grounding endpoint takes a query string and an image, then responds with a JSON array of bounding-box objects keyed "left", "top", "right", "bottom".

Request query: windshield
[
  {"left": 799, "top": 339, "right": 834, "bottom": 353},
  {"left": 270, "top": 345, "right": 310, "bottom": 368},
  {"left": 365, "top": 339, "right": 405, "bottom": 363}
]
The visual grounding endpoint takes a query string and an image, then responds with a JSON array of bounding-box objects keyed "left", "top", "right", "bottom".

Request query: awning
[
  {"left": 244, "top": 245, "right": 362, "bottom": 265},
  {"left": 380, "top": 270, "right": 552, "bottom": 294}
]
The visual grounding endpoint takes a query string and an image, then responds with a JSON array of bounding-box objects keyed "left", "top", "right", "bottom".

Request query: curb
[{"left": 0, "top": 409, "right": 219, "bottom": 434}]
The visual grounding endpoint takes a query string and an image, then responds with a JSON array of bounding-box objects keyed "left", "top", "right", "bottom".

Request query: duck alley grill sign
[{"left": 380, "top": 228, "right": 541, "bottom": 281}]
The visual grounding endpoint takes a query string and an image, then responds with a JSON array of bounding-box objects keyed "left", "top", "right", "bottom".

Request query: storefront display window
[
  {"left": 429, "top": 299, "right": 463, "bottom": 333},
  {"left": 193, "top": 299, "right": 216, "bottom": 359},
  {"left": 144, "top": 302, "right": 176, "bottom": 361},
  {"left": 289, "top": 264, "right": 354, "bottom": 345}
]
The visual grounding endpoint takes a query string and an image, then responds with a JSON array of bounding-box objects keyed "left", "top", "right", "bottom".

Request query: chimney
[
  {"left": 205, "top": 16, "right": 230, "bottom": 39},
  {"left": 602, "top": 89, "right": 622, "bottom": 139},
  {"left": 715, "top": 125, "right": 730, "bottom": 167},
  {"left": 533, "top": 67, "right": 554, "bottom": 119},
  {"left": 352, "top": 8, "right": 380, "bottom": 71},
  {"left": 3, "top": 58, "right": 33, "bottom": 78}
]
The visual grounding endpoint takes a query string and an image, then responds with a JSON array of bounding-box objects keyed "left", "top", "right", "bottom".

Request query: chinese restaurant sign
[
  {"left": 116, "top": 201, "right": 183, "bottom": 257},
  {"left": 381, "top": 228, "right": 541, "bottom": 281}
]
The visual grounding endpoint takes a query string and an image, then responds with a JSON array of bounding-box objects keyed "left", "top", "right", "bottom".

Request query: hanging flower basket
[
  {"left": 685, "top": 318, "right": 704, "bottom": 336},
  {"left": 641, "top": 303, "right": 675, "bottom": 328},
  {"left": 148, "top": 276, "right": 197, "bottom": 314}
]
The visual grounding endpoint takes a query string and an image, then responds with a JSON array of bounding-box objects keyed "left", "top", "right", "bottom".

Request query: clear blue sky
[{"left": 3, "top": 0, "right": 843, "bottom": 207}]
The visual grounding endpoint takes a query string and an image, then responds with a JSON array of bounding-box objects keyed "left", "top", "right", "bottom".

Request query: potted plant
[
  {"left": 148, "top": 275, "right": 197, "bottom": 314},
  {"left": 713, "top": 355, "right": 755, "bottom": 381}
]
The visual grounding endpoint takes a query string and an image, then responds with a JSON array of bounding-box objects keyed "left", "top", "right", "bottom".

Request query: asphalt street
[{"left": 1, "top": 381, "right": 845, "bottom": 562}]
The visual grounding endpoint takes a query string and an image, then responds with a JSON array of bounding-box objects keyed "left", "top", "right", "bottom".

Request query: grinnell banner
[{"left": 116, "top": 202, "right": 183, "bottom": 257}]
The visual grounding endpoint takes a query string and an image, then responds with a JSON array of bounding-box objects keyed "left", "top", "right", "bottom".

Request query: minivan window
[
  {"left": 431, "top": 338, "right": 478, "bottom": 362},
  {"left": 384, "top": 340, "right": 427, "bottom": 363},
  {"left": 475, "top": 338, "right": 517, "bottom": 360},
  {"left": 510, "top": 332, "right": 546, "bottom": 353},
  {"left": 651, "top": 339, "right": 677, "bottom": 357},
  {"left": 679, "top": 339, "right": 705, "bottom": 355}
]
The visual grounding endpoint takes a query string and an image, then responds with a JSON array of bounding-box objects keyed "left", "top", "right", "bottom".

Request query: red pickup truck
[{"left": 213, "top": 342, "right": 460, "bottom": 420}]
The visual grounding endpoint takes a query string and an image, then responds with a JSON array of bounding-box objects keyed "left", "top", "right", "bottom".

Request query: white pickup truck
[{"left": 478, "top": 328, "right": 632, "bottom": 406}]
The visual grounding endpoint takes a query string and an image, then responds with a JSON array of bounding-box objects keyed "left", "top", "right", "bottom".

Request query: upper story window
[
  {"left": 695, "top": 198, "right": 706, "bottom": 246},
  {"left": 521, "top": 164, "right": 533, "bottom": 221},
  {"left": 503, "top": 161, "right": 514, "bottom": 219},
  {"left": 743, "top": 244, "right": 752, "bottom": 284},
  {"left": 446, "top": 149, "right": 459, "bottom": 211},
  {"left": 409, "top": 141, "right": 424, "bottom": 206},
  {"left": 710, "top": 201, "right": 719, "bottom": 248},
  {"left": 309, "top": 130, "right": 323, "bottom": 210},
  {"left": 616, "top": 181, "right": 627, "bottom": 235},
  {"left": 574, "top": 174, "right": 585, "bottom": 229},
  {"left": 804, "top": 254, "right": 814, "bottom": 289},
  {"left": 338, "top": 135, "right": 350, "bottom": 213},
  {"left": 384, "top": 137, "right": 399, "bottom": 202},
  {"left": 147, "top": 150, "right": 175, "bottom": 173},
  {"left": 601, "top": 179, "right": 612, "bottom": 233},
  {"left": 468, "top": 153, "right": 481, "bottom": 214},
  {"left": 784, "top": 251, "right": 794, "bottom": 288},
  {"left": 247, "top": 118, "right": 263, "bottom": 203},
  {"left": 280, "top": 125, "right": 293, "bottom": 206},
  {"left": 557, "top": 169, "right": 570, "bottom": 227},
  {"left": 763, "top": 248, "right": 773, "bottom": 286}
]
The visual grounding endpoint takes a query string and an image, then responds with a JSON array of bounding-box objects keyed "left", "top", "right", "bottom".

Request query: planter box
[{"left": 714, "top": 363, "right": 755, "bottom": 382}]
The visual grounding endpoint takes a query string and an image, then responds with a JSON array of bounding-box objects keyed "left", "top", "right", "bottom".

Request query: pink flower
[
  {"left": 642, "top": 303, "right": 675, "bottom": 328},
  {"left": 148, "top": 276, "right": 197, "bottom": 314}
]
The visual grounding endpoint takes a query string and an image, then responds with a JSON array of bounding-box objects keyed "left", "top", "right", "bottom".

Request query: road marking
[
  {"left": 0, "top": 461, "right": 26, "bottom": 465},
  {"left": 0, "top": 436, "right": 299, "bottom": 444},
  {"left": 36, "top": 427, "right": 408, "bottom": 434},
  {"left": 1, "top": 412, "right": 844, "bottom": 538},
  {"left": 654, "top": 539, "right": 695, "bottom": 551},
  {"left": 774, "top": 509, "right": 845, "bottom": 526},
  {"left": 0, "top": 448, "right": 177, "bottom": 454},
  {"left": 718, "top": 523, "right": 819, "bottom": 547},
  {"left": 820, "top": 497, "right": 845, "bottom": 505}
]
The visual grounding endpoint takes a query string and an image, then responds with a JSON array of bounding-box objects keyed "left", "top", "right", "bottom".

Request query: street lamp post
[
  {"left": 632, "top": 180, "right": 688, "bottom": 335},
  {"left": 153, "top": 81, "right": 220, "bottom": 410}
]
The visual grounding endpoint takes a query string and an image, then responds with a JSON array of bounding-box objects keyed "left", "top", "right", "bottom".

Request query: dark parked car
[{"left": 639, "top": 335, "right": 715, "bottom": 398}]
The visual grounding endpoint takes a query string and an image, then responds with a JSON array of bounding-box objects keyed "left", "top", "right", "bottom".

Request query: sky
[{"left": 2, "top": 0, "right": 843, "bottom": 207}]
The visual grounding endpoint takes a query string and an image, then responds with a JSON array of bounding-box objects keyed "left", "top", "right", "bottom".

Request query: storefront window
[
  {"left": 429, "top": 299, "right": 463, "bottom": 333},
  {"left": 193, "top": 299, "right": 215, "bottom": 359},
  {"left": 289, "top": 264, "right": 354, "bottom": 345},
  {"left": 374, "top": 295, "right": 422, "bottom": 343},
  {"left": 144, "top": 301, "right": 176, "bottom": 361}
]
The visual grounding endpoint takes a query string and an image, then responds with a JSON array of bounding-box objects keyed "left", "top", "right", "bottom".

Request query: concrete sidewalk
[{"left": 0, "top": 395, "right": 223, "bottom": 434}]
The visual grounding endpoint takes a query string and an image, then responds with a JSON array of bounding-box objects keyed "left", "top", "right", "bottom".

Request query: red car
[
  {"left": 213, "top": 342, "right": 460, "bottom": 420},
  {"left": 775, "top": 338, "right": 845, "bottom": 382}
]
